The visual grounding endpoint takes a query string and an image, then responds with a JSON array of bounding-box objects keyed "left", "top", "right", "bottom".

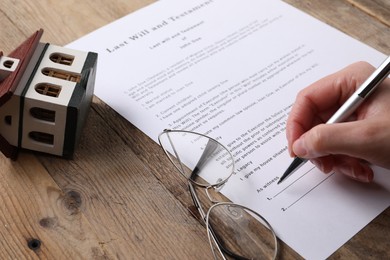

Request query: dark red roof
[{"left": 0, "top": 29, "right": 43, "bottom": 106}]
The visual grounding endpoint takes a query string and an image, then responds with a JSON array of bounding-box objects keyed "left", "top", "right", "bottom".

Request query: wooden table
[{"left": 0, "top": 0, "right": 389, "bottom": 259}]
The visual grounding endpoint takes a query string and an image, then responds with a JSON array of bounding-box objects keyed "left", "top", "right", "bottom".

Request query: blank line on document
[
  {"left": 280, "top": 172, "right": 335, "bottom": 211},
  {"left": 274, "top": 166, "right": 316, "bottom": 199}
]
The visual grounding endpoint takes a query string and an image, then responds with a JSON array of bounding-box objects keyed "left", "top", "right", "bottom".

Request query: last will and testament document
[{"left": 68, "top": 0, "right": 390, "bottom": 258}]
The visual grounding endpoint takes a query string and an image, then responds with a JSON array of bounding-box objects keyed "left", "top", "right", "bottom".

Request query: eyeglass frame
[{"left": 158, "top": 129, "right": 279, "bottom": 259}]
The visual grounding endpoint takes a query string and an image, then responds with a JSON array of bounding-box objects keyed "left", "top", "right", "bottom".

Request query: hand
[{"left": 286, "top": 61, "right": 390, "bottom": 182}]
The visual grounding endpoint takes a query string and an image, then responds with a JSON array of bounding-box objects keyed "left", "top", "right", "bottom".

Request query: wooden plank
[
  {"left": 0, "top": 153, "right": 110, "bottom": 259},
  {"left": 37, "top": 103, "right": 214, "bottom": 259},
  {"left": 0, "top": 0, "right": 155, "bottom": 51},
  {"left": 284, "top": 0, "right": 390, "bottom": 54},
  {"left": 346, "top": 0, "right": 390, "bottom": 27}
]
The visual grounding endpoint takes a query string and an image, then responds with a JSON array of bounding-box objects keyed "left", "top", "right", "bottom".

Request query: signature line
[{"left": 283, "top": 172, "right": 335, "bottom": 210}]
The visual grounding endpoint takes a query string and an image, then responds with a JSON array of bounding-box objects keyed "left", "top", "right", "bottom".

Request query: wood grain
[
  {"left": 346, "top": 0, "right": 390, "bottom": 27},
  {"left": 284, "top": 0, "right": 390, "bottom": 54},
  {"left": 0, "top": 0, "right": 389, "bottom": 259},
  {"left": 0, "top": 153, "right": 109, "bottom": 259}
]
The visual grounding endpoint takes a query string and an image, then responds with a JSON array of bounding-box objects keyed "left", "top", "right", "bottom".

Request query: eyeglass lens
[
  {"left": 207, "top": 203, "right": 277, "bottom": 259},
  {"left": 159, "top": 130, "right": 277, "bottom": 259},
  {"left": 159, "top": 130, "right": 234, "bottom": 187}
]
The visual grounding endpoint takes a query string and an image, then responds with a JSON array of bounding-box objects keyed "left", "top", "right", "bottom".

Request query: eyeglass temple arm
[
  {"left": 188, "top": 183, "right": 248, "bottom": 260},
  {"left": 187, "top": 138, "right": 249, "bottom": 259},
  {"left": 188, "top": 182, "right": 207, "bottom": 220},
  {"left": 188, "top": 182, "right": 247, "bottom": 260}
]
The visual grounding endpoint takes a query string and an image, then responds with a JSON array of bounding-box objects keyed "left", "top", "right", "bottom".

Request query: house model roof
[{"left": 0, "top": 29, "right": 43, "bottom": 106}]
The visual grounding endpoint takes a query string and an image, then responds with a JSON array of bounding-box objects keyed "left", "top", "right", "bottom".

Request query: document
[{"left": 68, "top": 0, "right": 390, "bottom": 258}]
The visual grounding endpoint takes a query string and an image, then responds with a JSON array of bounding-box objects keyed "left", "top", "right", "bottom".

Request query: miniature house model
[{"left": 0, "top": 29, "right": 97, "bottom": 159}]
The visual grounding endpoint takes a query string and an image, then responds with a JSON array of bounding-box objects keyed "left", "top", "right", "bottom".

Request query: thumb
[{"left": 292, "top": 121, "right": 371, "bottom": 160}]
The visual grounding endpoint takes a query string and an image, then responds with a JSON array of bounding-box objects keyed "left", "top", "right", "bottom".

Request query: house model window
[{"left": 0, "top": 29, "right": 98, "bottom": 159}]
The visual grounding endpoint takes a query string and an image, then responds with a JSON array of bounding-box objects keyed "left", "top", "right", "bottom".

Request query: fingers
[
  {"left": 292, "top": 117, "right": 390, "bottom": 169},
  {"left": 292, "top": 121, "right": 367, "bottom": 159},
  {"left": 310, "top": 156, "right": 374, "bottom": 183},
  {"left": 285, "top": 60, "right": 390, "bottom": 183},
  {"left": 286, "top": 61, "right": 375, "bottom": 155},
  {"left": 334, "top": 158, "right": 374, "bottom": 183},
  {"left": 290, "top": 122, "right": 374, "bottom": 182}
]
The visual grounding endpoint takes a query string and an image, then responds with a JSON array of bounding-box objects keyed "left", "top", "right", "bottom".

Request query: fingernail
[{"left": 293, "top": 137, "right": 307, "bottom": 157}]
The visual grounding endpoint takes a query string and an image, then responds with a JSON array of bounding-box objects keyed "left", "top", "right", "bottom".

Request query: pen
[{"left": 278, "top": 55, "right": 390, "bottom": 184}]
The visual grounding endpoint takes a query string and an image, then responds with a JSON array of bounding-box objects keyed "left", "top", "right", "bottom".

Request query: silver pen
[{"left": 278, "top": 55, "right": 390, "bottom": 184}]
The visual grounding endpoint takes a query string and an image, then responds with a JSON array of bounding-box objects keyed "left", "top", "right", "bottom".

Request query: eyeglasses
[{"left": 158, "top": 129, "right": 279, "bottom": 259}]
